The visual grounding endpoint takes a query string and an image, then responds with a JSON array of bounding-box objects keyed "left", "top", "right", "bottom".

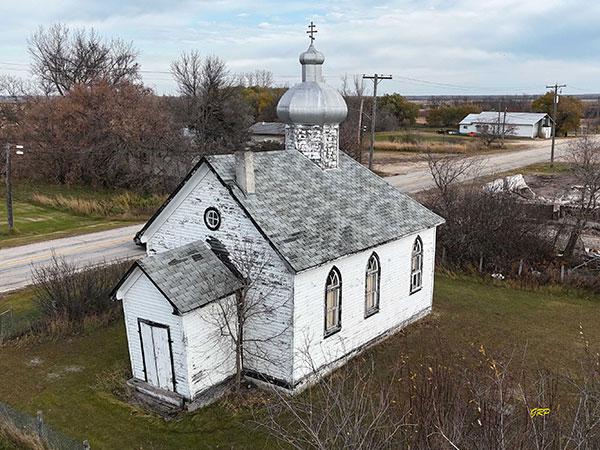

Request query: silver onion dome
[{"left": 277, "top": 44, "right": 348, "bottom": 125}]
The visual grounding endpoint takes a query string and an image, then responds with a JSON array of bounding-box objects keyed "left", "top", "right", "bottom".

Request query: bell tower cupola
[{"left": 276, "top": 23, "right": 348, "bottom": 170}]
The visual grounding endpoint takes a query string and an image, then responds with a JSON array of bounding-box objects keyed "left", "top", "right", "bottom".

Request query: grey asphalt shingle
[
  {"left": 249, "top": 122, "right": 286, "bottom": 135},
  {"left": 137, "top": 241, "right": 242, "bottom": 314},
  {"left": 206, "top": 151, "right": 444, "bottom": 273}
]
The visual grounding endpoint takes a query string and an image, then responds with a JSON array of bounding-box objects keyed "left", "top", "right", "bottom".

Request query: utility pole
[
  {"left": 5, "top": 144, "right": 13, "bottom": 229},
  {"left": 546, "top": 83, "right": 566, "bottom": 167},
  {"left": 501, "top": 107, "right": 507, "bottom": 148},
  {"left": 363, "top": 74, "right": 392, "bottom": 170},
  {"left": 357, "top": 97, "right": 364, "bottom": 146}
]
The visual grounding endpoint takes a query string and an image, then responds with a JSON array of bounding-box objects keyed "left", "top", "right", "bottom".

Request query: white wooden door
[{"left": 140, "top": 321, "right": 174, "bottom": 391}]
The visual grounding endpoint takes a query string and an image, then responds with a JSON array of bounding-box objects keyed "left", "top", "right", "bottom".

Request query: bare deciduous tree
[
  {"left": 237, "top": 70, "right": 274, "bottom": 88},
  {"left": 563, "top": 137, "right": 600, "bottom": 257},
  {"left": 339, "top": 75, "right": 368, "bottom": 162},
  {"left": 205, "top": 240, "right": 289, "bottom": 391},
  {"left": 22, "top": 80, "right": 182, "bottom": 189},
  {"left": 171, "top": 52, "right": 252, "bottom": 156},
  {"left": 476, "top": 117, "right": 517, "bottom": 148},
  {"left": 425, "top": 153, "right": 483, "bottom": 207},
  {"left": 28, "top": 23, "right": 140, "bottom": 95}
]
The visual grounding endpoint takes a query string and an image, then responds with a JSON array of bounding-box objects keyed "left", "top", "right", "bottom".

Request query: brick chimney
[{"left": 235, "top": 151, "right": 255, "bottom": 195}]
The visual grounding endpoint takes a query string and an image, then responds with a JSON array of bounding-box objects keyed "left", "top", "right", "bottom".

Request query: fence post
[
  {"left": 518, "top": 259, "right": 524, "bottom": 276},
  {"left": 83, "top": 440, "right": 91, "bottom": 449},
  {"left": 37, "top": 410, "right": 43, "bottom": 440},
  {"left": 560, "top": 264, "right": 565, "bottom": 283},
  {"left": 479, "top": 254, "right": 483, "bottom": 272}
]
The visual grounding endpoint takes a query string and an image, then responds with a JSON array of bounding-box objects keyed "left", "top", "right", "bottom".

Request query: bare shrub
[
  {"left": 435, "top": 189, "right": 553, "bottom": 272},
  {"left": 424, "top": 154, "right": 553, "bottom": 273},
  {"left": 563, "top": 137, "right": 600, "bottom": 257},
  {"left": 260, "top": 354, "right": 408, "bottom": 450},
  {"left": 31, "top": 257, "right": 129, "bottom": 324},
  {"left": 258, "top": 335, "right": 600, "bottom": 449}
]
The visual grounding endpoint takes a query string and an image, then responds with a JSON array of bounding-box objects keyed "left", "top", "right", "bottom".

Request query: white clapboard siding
[
  {"left": 121, "top": 270, "right": 190, "bottom": 398},
  {"left": 292, "top": 227, "right": 436, "bottom": 384},
  {"left": 181, "top": 296, "right": 237, "bottom": 398},
  {"left": 146, "top": 166, "right": 295, "bottom": 383}
]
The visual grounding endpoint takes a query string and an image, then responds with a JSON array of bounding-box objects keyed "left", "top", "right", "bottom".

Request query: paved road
[
  {"left": 0, "top": 140, "right": 570, "bottom": 294},
  {"left": 0, "top": 225, "right": 145, "bottom": 293},
  {"left": 387, "top": 139, "right": 570, "bottom": 193}
]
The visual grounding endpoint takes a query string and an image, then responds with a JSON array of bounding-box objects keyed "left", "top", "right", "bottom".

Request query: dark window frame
[
  {"left": 137, "top": 318, "right": 177, "bottom": 393},
  {"left": 204, "top": 207, "right": 221, "bottom": 231}
]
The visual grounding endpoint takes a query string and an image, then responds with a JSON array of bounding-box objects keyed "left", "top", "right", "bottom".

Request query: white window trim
[
  {"left": 410, "top": 237, "right": 423, "bottom": 294},
  {"left": 324, "top": 267, "right": 342, "bottom": 337},
  {"left": 365, "top": 253, "right": 380, "bottom": 317}
]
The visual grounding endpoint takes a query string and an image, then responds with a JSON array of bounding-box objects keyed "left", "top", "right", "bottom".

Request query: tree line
[
  {"left": 0, "top": 25, "right": 297, "bottom": 192},
  {"left": 0, "top": 24, "right": 424, "bottom": 192},
  {"left": 425, "top": 94, "right": 585, "bottom": 135}
]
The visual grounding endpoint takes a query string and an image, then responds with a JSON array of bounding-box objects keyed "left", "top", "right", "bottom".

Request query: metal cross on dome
[{"left": 306, "top": 21, "right": 317, "bottom": 43}]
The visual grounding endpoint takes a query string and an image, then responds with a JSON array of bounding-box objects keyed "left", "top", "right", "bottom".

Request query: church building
[{"left": 113, "top": 28, "right": 444, "bottom": 408}]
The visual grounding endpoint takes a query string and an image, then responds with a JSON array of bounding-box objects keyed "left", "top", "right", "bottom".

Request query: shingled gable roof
[
  {"left": 136, "top": 150, "right": 443, "bottom": 273},
  {"left": 114, "top": 241, "right": 243, "bottom": 314},
  {"left": 207, "top": 150, "right": 443, "bottom": 272}
]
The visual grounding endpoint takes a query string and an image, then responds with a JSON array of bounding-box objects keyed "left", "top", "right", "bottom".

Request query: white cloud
[{"left": 1, "top": 0, "right": 598, "bottom": 96}]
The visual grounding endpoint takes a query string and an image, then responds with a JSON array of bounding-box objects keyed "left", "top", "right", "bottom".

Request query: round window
[{"left": 204, "top": 207, "right": 221, "bottom": 231}]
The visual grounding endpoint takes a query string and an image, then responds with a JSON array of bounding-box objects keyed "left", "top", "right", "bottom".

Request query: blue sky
[{"left": 1, "top": 0, "right": 599, "bottom": 96}]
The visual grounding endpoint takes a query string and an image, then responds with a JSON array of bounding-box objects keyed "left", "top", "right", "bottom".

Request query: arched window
[
  {"left": 411, "top": 237, "right": 423, "bottom": 294},
  {"left": 324, "top": 267, "right": 342, "bottom": 336},
  {"left": 365, "top": 253, "right": 380, "bottom": 317}
]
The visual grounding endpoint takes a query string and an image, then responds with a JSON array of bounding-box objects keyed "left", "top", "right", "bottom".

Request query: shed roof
[
  {"left": 205, "top": 150, "right": 444, "bottom": 272},
  {"left": 249, "top": 122, "right": 286, "bottom": 135},
  {"left": 459, "top": 112, "right": 550, "bottom": 126},
  {"left": 119, "top": 241, "right": 242, "bottom": 314}
]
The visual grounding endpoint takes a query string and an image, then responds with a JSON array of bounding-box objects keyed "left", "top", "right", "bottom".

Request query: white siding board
[
  {"left": 121, "top": 274, "right": 190, "bottom": 398},
  {"left": 292, "top": 227, "right": 436, "bottom": 384},
  {"left": 147, "top": 167, "right": 295, "bottom": 383},
  {"left": 181, "top": 296, "right": 237, "bottom": 398}
]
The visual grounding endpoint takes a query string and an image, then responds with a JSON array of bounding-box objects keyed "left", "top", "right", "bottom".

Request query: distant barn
[{"left": 459, "top": 112, "right": 552, "bottom": 139}]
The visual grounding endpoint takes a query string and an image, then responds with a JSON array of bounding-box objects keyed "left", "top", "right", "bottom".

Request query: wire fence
[{"left": 0, "top": 402, "right": 88, "bottom": 449}]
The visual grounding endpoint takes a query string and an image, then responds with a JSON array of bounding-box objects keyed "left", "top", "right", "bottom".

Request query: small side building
[
  {"left": 459, "top": 112, "right": 552, "bottom": 138},
  {"left": 248, "top": 122, "right": 285, "bottom": 145}
]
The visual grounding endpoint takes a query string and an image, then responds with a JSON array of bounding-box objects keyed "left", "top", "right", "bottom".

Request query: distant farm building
[
  {"left": 248, "top": 122, "right": 285, "bottom": 145},
  {"left": 459, "top": 112, "right": 552, "bottom": 139}
]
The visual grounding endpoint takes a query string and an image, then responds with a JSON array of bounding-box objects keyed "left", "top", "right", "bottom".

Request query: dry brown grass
[
  {"left": 32, "top": 194, "right": 104, "bottom": 216},
  {"left": 31, "top": 192, "right": 167, "bottom": 218},
  {"left": 0, "top": 415, "right": 52, "bottom": 450},
  {"left": 373, "top": 141, "right": 470, "bottom": 154}
]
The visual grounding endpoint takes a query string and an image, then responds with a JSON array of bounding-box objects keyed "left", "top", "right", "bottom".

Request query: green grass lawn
[
  {"left": 0, "top": 274, "right": 598, "bottom": 449},
  {"left": 0, "top": 181, "right": 158, "bottom": 249}
]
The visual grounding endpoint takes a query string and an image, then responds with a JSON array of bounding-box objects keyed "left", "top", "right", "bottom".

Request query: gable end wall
[
  {"left": 145, "top": 166, "right": 294, "bottom": 384},
  {"left": 121, "top": 273, "right": 190, "bottom": 398}
]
